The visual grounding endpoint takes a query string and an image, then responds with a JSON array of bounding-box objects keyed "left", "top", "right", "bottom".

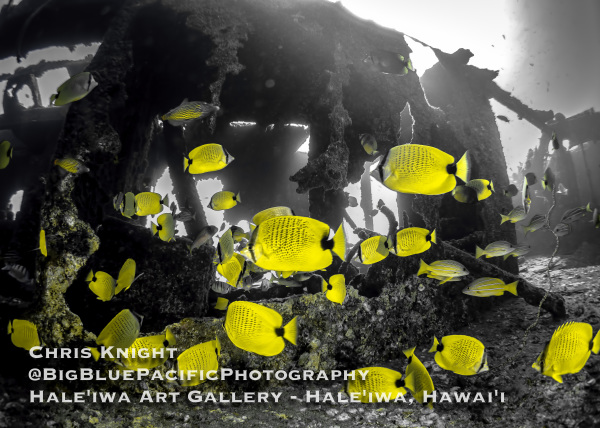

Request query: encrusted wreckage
[{"left": 0, "top": 0, "right": 570, "bottom": 394}]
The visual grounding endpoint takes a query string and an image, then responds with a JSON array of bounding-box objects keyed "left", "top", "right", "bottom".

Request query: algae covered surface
[{"left": 1, "top": 257, "right": 599, "bottom": 427}]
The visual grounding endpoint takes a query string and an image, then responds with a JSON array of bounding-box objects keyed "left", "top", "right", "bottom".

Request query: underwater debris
[{"left": 290, "top": 140, "right": 349, "bottom": 194}]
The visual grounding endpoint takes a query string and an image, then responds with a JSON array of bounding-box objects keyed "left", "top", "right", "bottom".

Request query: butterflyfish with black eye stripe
[
  {"left": 151, "top": 213, "right": 175, "bottom": 242},
  {"left": 213, "top": 229, "right": 234, "bottom": 265},
  {"left": 216, "top": 253, "right": 245, "bottom": 286},
  {"left": 429, "top": 335, "right": 489, "bottom": 375},
  {"left": 356, "top": 235, "right": 391, "bottom": 265},
  {"left": 403, "top": 347, "right": 435, "bottom": 409},
  {"left": 345, "top": 367, "right": 407, "bottom": 403},
  {"left": 224, "top": 301, "right": 297, "bottom": 356},
  {"left": 393, "top": 227, "right": 436, "bottom": 257},
  {"left": 321, "top": 274, "right": 346, "bottom": 305},
  {"left": 533, "top": 322, "right": 600, "bottom": 383},
  {"left": 86, "top": 269, "right": 116, "bottom": 301},
  {"left": 371, "top": 144, "right": 469, "bottom": 195},
  {"left": 184, "top": 144, "right": 234, "bottom": 174},
  {"left": 135, "top": 192, "right": 169, "bottom": 216},
  {"left": 241, "top": 216, "right": 345, "bottom": 273},
  {"left": 209, "top": 191, "right": 241, "bottom": 211}
]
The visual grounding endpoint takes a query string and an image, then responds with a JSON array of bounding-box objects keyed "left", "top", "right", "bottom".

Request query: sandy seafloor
[{"left": 1, "top": 256, "right": 599, "bottom": 428}]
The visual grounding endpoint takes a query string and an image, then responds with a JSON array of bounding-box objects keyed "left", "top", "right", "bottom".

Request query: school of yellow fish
[{"left": 5, "top": 63, "right": 599, "bottom": 406}]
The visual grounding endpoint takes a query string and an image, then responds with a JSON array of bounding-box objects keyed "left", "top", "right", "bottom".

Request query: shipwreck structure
[{"left": 0, "top": 0, "right": 575, "bottom": 395}]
